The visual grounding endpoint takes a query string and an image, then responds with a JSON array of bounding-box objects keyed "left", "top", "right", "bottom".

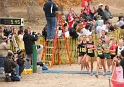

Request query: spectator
[
  {"left": 8, "top": 28, "right": 19, "bottom": 52},
  {"left": 102, "top": 22, "right": 111, "bottom": 32},
  {"left": 97, "top": 4, "right": 105, "bottom": 23},
  {"left": 0, "top": 36, "right": 10, "bottom": 68},
  {"left": 66, "top": 7, "right": 77, "bottom": 22},
  {"left": 17, "top": 49, "right": 25, "bottom": 76},
  {"left": 115, "top": 60, "right": 124, "bottom": 82},
  {"left": 100, "top": 30, "right": 107, "bottom": 42},
  {"left": 43, "top": 0, "right": 58, "bottom": 41},
  {"left": 0, "top": 30, "right": 3, "bottom": 40},
  {"left": 37, "top": 45, "right": 48, "bottom": 70},
  {"left": 82, "top": 24, "right": 92, "bottom": 36},
  {"left": 120, "top": 50, "right": 124, "bottom": 78},
  {"left": 4, "top": 52, "right": 20, "bottom": 82},
  {"left": 18, "top": 29, "right": 25, "bottom": 50},
  {"left": 61, "top": 15, "right": 68, "bottom": 26},
  {"left": 117, "top": 16, "right": 124, "bottom": 29},
  {"left": 0, "top": 26, "right": 5, "bottom": 37},
  {"left": 69, "top": 22, "right": 79, "bottom": 39},
  {"left": 4, "top": 26, "right": 11, "bottom": 37},
  {"left": 96, "top": 20, "right": 104, "bottom": 35},
  {"left": 42, "top": 25, "right": 47, "bottom": 40},
  {"left": 67, "top": 11, "right": 76, "bottom": 29},
  {"left": 80, "top": 16, "right": 87, "bottom": 28},
  {"left": 81, "top": 8, "right": 88, "bottom": 22},
  {"left": 23, "top": 29, "right": 38, "bottom": 69},
  {"left": 104, "top": 5, "right": 113, "bottom": 23}
]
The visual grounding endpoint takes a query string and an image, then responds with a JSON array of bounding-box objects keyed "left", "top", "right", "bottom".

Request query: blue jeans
[
  {"left": 46, "top": 17, "right": 57, "bottom": 39},
  {"left": 15, "top": 64, "right": 19, "bottom": 76},
  {"left": 19, "top": 65, "right": 25, "bottom": 76},
  {"left": 0, "top": 57, "right": 4, "bottom": 67},
  {"left": 26, "top": 54, "right": 32, "bottom": 69}
]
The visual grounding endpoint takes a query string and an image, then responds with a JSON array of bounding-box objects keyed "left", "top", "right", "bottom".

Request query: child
[{"left": 115, "top": 60, "right": 124, "bottom": 82}]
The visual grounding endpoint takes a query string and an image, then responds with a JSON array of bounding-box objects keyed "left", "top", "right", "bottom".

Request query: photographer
[
  {"left": 0, "top": 36, "right": 10, "bottom": 68},
  {"left": 16, "top": 49, "right": 25, "bottom": 76},
  {"left": 37, "top": 45, "right": 48, "bottom": 70},
  {"left": 4, "top": 52, "right": 20, "bottom": 82},
  {"left": 23, "top": 29, "right": 38, "bottom": 69}
]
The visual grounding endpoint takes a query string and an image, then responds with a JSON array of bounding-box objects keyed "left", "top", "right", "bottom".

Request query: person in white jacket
[{"left": 37, "top": 45, "right": 48, "bottom": 70}]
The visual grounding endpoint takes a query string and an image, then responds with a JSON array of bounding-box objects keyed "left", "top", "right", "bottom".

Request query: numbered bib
[
  {"left": 88, "top": 49, "right": 93, "bottom": 53},
  {"left": 82, "top": 48, "right": 85, "bottom": 52},
  {"left": 98, "top": 50, "right": 102, "bottom": 55},
  {"left": 112, "top": 52, "right": 116, "bottom": 55},
  {"left": 118, "top": 52, "right": 121, "bottom": 56}
]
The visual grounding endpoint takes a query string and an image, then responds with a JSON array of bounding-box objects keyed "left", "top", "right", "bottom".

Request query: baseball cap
[
  {"left": 99, "top": 3, "right": 103, "bottom": 6},
  {"left": 17, "top": 49, "right": 23, "bottom": 54},
  {"left": 97, "top": 15, "right": 102, "bottom": 18}
]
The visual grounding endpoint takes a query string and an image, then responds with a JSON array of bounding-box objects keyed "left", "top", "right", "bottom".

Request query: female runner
[
  {"left": 95, "top": 38, "right": 106, "bottom": 78},
  {"left": 86, "top": 35, "right": 96, "bottom": 75},
  {"left": 110, "top": 38, "right": 118, "bottom": 72},
  {"left": 103, "top": 37, "right": 111, "bottom": 71}
]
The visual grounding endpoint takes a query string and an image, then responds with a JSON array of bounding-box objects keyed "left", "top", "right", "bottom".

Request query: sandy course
[{"left": 0, "top": 63, "right": 112, "bottom": 87}]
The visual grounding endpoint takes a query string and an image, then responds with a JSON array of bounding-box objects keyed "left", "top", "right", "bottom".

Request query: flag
[{"left": 111, "top": 67, "right": 124, "bottom": 87}]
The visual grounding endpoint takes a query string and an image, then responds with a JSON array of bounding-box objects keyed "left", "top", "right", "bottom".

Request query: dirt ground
[{"left": 0, "top": 62, "right": 112, "bottom": 87}]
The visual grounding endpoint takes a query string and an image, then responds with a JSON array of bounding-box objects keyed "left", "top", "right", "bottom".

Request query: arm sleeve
[
  {"left": 32, "top": 35, "right": 38, "bottom": 41},
  {"left": 37, "top": 45, "right": 43, "bottom": 54},
  {"left": 53, "top": 3, "right": 58, "bottom": 11},
  {"left": 3, "top": 41, "right": 10, "bottom": 50},
  {"left": 11, "top": 60, "right": 17, "bottom": 68},
  {"left": 104, "top": 11, "right": 109, "bottom": 20}
]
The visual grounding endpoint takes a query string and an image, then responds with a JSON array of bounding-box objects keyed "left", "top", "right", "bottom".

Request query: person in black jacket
[
  {"left": 69, "top": 22, "right": 79, "bottom": 39},
  {"left": 23, "top": 29, "right": 38, "bottom": 69},
  {"left": 120, "top": 50, "right": 124, "bottom": 78},
  {"left": 17, "top": 49, "right": 25, "bottom": 76},
  {"left": 97, "top": 4, "right": 105, "bottom": 23},
  {"left": 43, "top": 0, "right": 58, "bottom": 41},
  {"left": 4, "top": 52, "right": 20, "bottom": 82}
]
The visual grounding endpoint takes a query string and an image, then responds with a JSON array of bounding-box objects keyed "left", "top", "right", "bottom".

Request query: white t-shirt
[
  {"left": 102, "top": 25, "right": 108, "bottom": 32},
  {"left": 65, "top": 31, "right": 70, "bottom": 37},
  {"left": 82, "top": 28, "right": 92, "bottom": 36}
]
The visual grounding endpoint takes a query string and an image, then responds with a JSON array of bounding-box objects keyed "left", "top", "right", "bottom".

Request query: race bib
[
  {"left": 106, "top": 48, "right": 109, "bottom": 53},
  {"left": 98, "top": 50, "right": 102, "bottom": 55},
  {"left": 118, "top": 52, "right": 121, "bottom": 56},
  {"left": 88, "top": 49, "right": 93, "bottom": 53},
  {"left": 112, "top": 52, "right": 116, "bottom": 55},
  {"left": 82, "top": 48, "right": 85, "bottom": 52}
]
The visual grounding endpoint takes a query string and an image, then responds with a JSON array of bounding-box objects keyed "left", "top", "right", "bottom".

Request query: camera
[
  {"left": 8, "top": 33, "right": 13, "bottom": 40},
  {"left": 32, "top": 31, "right": 37, "bottom": 35}
]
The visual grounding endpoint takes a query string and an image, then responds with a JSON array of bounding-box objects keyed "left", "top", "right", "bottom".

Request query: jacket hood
[
  {"left": 23, "top": 34, "right": 29, "bottom": 39},
  {"left": 98, "top": 20, "right": 104, "bottom": 26}
]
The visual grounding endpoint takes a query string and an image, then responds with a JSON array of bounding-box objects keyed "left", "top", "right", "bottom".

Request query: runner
[
  {"left": 110, "top": 38, "right": 118, "bottom": 72},
  {"left": 77, "top": 35, "right": 87, "bottom": 73},
  {"left": 77, "top": 36, "right": 83, "bottom": 65},
  {"left": 86, "top": 35, "right": 96, "bottom": 75},
  {"left": 103, "top": 37, "right": 111, "bottom": 72},
  {"left": 95, "top": 38, "right": 106, "bottom": 78},
  {"left": 115, "top": 40, "right": 124, "bottom": 60}
]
